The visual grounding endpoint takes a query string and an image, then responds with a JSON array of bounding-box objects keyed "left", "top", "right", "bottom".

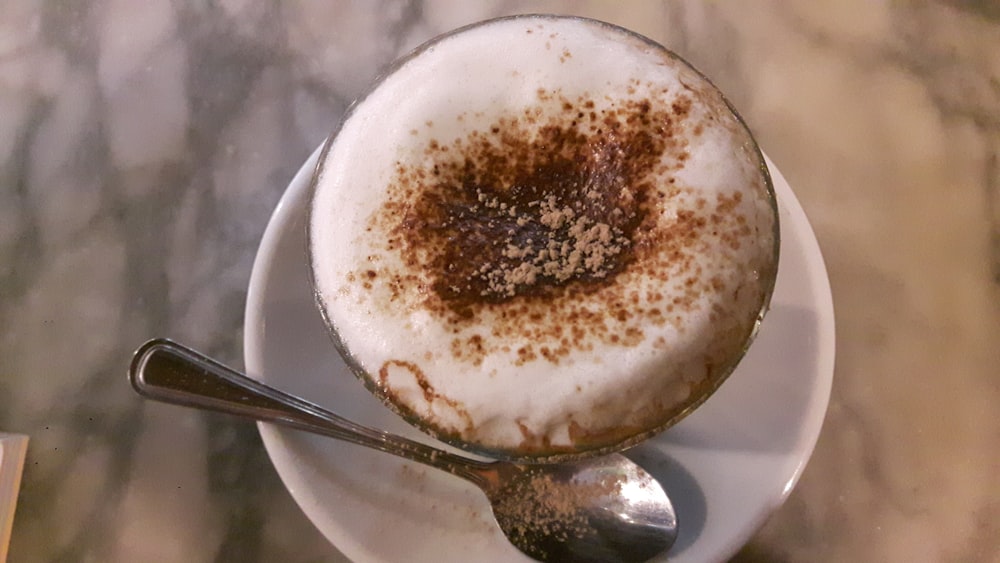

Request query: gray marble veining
[{"left": 2, "top": 1, "right": 998, "bottom": 561}]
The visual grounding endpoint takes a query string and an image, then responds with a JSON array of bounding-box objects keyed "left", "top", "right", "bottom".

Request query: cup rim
[{"left": 304, "top": 13, "right": 780, "bottom": 463}]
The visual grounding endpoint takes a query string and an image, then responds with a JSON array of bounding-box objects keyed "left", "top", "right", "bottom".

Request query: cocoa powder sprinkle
[
  {"left": 358, "top": 89, "right": 754, "bottom": 374},
  {"left": 492, "top": 470, "right": 626, "bottom": 559},
  {"left": 392, "top": 94, "right": 676, "bottom": 315}
]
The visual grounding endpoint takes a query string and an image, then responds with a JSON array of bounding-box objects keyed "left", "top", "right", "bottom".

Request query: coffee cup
[{"left": 307, "top": 15, "right": 779, "bottom": 462}]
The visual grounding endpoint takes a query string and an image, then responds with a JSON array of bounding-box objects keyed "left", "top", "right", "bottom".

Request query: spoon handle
[{"left": 129, "top": 339, "right": 496, "bottom": 486}]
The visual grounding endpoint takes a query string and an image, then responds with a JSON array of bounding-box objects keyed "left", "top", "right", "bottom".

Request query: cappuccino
[{"left": 309, "top": 16, "right": 778, "bottom": 459}]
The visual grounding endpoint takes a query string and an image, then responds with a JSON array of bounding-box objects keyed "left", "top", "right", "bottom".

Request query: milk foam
[{"left": 310, "top": 16, "right": 778, "bottom": 459}]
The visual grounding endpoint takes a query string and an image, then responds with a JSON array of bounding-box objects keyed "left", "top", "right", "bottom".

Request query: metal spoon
[{"left": 129, "top": 338, "right": 677, "bottom": 562}]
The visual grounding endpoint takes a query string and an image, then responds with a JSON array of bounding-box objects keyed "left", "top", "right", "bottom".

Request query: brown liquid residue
[{"left": 379, "top": 360, "right": 475, "bottom": 437}]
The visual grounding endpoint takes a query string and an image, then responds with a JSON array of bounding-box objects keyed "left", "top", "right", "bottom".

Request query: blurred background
[{"left": 1, "top": 1, "right": 997, "bottom": 561}]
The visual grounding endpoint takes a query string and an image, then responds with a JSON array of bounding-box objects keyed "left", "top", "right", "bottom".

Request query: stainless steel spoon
[{"left": 129, "top": 338, "right": 677, "bottom": 562}]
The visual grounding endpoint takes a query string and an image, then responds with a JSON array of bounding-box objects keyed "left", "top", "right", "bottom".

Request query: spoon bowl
[
  {"left": 129, "top": 338, "right": 677, "bottom": 562},
  {"left": 488, "top": 458, "right": 677, "bottom": 562}
]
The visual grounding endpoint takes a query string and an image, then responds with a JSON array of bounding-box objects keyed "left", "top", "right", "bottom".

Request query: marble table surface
[{"left": 3, "top": 1, "right": 998, "bottom": 561}]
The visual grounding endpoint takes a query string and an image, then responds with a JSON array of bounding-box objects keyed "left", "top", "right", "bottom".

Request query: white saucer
[{"left": 244, "top": 147, "right": 835, "bottom": 563}]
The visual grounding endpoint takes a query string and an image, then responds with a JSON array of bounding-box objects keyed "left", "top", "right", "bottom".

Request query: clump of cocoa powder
[
  {"left": 392, "top": 93, "right": 679, "bottom": 315},
  {"left": 359, "top": 88, "right": 754, "bottom": 369},
  {"left": 473, "top": 188, "right": 632, "bottom": 298}
]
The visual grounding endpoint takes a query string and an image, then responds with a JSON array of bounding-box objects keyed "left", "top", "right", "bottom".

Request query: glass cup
[{"left": 307, "top": 14, "right": 779, "bottom": 462}]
